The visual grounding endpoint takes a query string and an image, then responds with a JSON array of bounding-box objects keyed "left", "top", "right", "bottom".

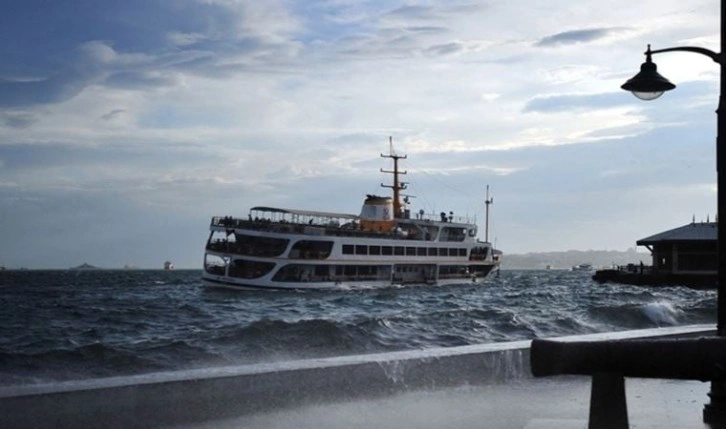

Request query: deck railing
[
  {"left": 210, "top": 217, "right": 444, "bottom": 241},
  {"left": 607, "top": 263, "right": 654, "bottom": 275}
]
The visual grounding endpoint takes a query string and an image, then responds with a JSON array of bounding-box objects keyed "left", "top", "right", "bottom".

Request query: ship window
[
  {"left": 342, "top": 245, "right": 354, "bottom": 254},
  {"left": 394, "top": 246, "right": 404, "bottom": 255},
  {"left": 470, "top": 246, "right": 489, "bottom": 261},
  {"left": 439, "top": 265, "right": 468, "bottom": 276},
  {"left": 355, "top": 245, "right": 368, "bottom": 255},
  {"left": 428, "top": 248, "right": 438, "bottom": 256},
  {"left": 204, "top": 254, "right": 227, "bottom": 275},
  {"left": 369, "top": 245, "right": 381, "bottom": 255},
  {"left": 336, "top": 266, "right": 344, "bottom": 276},
  {"left": 233, "top": 234, "right": 289, "bottom": 257},
  {"left": 439, "top": 248, "right": 448, "bottom": 256},
  {"left": 406, "top": 247, "right": 416, "bottom": 256},
  {"left": 417, "top": 247, "right": 427, "bottom": 256},
  {"left": 344, "top": 265, "right": 355, "bottom": 275},
  {"left": 228, "top": 259, "right": 275, "bottom": 279},
  {"left": 272, "top": 264, "right": 333, "bottom": 282},
  {"left": 458, "top": 248, "right": 467, "bottom": 257},
  {"left": 290, "top": 240, "right": 333, "bottom": 259},
  {"left": 440, "top": 227, "right": 467, "bottom": 242},
  {"left": 382, "top": 246, "right": 393, "bottom": 255}
]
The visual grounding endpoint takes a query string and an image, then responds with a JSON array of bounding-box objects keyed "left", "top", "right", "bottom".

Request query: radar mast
[{"left": 380, "top": 137, "right": 407, "bottom": 219}]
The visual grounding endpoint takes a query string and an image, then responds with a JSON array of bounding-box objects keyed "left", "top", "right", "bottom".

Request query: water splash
[
  {"left": 641, "top": 301, "right": 681, "bottom": 326},
  {"left": 378, "top": 359, "right": 406, "bottom": 385}
]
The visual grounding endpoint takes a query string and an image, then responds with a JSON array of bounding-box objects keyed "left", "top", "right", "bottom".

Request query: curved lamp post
[{"left": 621, "top": 35, "right": 726, "bottom": 424}]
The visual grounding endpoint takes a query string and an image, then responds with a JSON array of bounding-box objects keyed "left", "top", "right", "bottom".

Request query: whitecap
[{"left": 642, "top": 301, "right": 681, "bottom": 325}]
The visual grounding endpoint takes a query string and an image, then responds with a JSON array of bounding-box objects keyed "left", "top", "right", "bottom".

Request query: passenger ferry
[{"left": 202, "top": 140, "right": 502, "bottom": 290}]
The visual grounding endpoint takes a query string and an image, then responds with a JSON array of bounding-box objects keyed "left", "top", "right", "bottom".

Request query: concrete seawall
[{"left": 0, "top": 325, "right": 714, "bottom": 429}]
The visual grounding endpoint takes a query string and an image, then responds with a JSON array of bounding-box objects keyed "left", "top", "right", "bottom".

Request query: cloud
[
  {"left": 386, "top": 3, "right": 485, "bottom": 22},
  {"left": 524, "top": 92, "right": 628, "bottom": 112},
  {"left": 105, "top": 71, "right": 180, "bottom": 90},
  {"left": 0, "top": 112, "right": 38, "bottom": 128},
  {"left": 0, "top": 74, "right": 88, "bottom": 108},
  {"left": 387, "top": 5, "right": 439, "bottom": 20},
  {"left": 424, "top": 40, "right": 490, "bottom": 56},
  {"left": 166, "top": 31, "right": 209, "bottom": 47},
  {"left": 0, "top": 0, "right": 721, "bottom": 267},
  {"left": 536, "top": 28, "right": 623, "bottom": 47},
  {"left": 0, "top": 41, "right": 114, "bottom": 108},
  {"left": 523, "top": 79, "right": 717, "bottom": 114},
  {"left": 99, "top": 109, "right": 127, "bottom": 121},
  {"left": 0, "top": 141, "right": 222, "bottom": 175},
  {"left": 0, "top": 1, "right": 304, "bottom": 106}
]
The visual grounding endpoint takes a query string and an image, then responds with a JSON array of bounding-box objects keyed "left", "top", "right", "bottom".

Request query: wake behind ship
[{"left": 202, "top": 139, "right": 502, "bottom": 290}]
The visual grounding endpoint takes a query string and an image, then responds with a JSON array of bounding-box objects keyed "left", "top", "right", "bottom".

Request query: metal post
[
  {"left": 484, "top": 185, "right": 492, "bottom": 243},
  {"left": 589, "top": 374, "right": 629, "bottom": 429},
  {"left": 719, "top": 0, "right": 726, "bottom": 342},
  {"left": 704, "top": 1, "right": 726, "bottom": 423}
]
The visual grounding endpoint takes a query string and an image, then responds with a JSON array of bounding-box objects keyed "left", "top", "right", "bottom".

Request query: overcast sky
[{"left": 0, "top": 0, "right": 721, "bottom": 269}]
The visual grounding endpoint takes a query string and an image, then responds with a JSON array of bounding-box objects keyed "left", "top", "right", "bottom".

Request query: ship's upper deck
[{"left": 210, "top": 206, "right": 481, "bottom": 244}]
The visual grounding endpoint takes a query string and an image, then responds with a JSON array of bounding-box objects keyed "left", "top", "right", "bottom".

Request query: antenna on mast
[{"left": 485, "top": 185, "right": 493, "bottom": 242}]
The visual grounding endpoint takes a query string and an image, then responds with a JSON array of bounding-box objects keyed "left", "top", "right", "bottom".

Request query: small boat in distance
[
  {"left": 571, "top": 263, "right": 593, "bottom": 271},
  {"left": 164, "top": 261, "right": 174, "bottom": 270},
  {"left": 202, "top": 138, "right": 502, "bottom": 291}
]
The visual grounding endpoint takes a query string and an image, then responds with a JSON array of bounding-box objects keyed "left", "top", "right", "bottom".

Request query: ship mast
[
  {"left": 485, "top": 185, "right": 493, "bottom": 242},
  {"left": 380, "top": 136, "right": 407, "bottom": 218}
]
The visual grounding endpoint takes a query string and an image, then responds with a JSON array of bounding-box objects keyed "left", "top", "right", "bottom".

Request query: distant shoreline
[{"left": 501, "top": 248, "right": 649, "bottom": 270}]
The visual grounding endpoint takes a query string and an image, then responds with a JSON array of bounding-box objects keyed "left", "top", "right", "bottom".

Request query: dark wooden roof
[{"left": 637, "top": 222, "right": 717, "bottom": 245}]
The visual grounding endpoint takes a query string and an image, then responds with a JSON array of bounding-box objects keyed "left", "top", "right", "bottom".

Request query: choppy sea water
[{"left": 0, "top": 269, "right": 716, "bottom": 386}]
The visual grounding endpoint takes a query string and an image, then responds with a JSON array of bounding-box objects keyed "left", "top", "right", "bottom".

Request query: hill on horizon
[{"left": 500, "top": 248, "right": 649, "bottom": 270}]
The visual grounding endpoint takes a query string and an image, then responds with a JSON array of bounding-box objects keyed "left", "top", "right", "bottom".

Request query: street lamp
[
  {"left": 621, "top": 28, "right": 726, "bottom": 424},
  {"left": 620, "top": 45, "right": 675, "bottom": 100}
]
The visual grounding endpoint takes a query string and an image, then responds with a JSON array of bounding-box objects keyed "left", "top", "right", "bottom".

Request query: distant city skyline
[{"left": 0, "top": 0, "right": 720, "bottom": 269}]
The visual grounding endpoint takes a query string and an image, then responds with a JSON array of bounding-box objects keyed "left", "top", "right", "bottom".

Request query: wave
[{"left": 0, "top": 269, "right": 717, "bottom": 386}]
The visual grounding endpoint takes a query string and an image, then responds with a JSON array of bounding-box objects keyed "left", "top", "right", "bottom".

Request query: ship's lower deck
[{"left": 202, "top": 261, "right": 498, "bottom": 290}]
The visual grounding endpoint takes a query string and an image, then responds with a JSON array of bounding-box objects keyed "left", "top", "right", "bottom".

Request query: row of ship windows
[{"left": 341, "top": 244, "right": 468, "bottom": 257}]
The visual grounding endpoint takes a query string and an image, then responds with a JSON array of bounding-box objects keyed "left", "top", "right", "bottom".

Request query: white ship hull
[{"left": 202, "top": 269, "right": 496, "bottom": 291}]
